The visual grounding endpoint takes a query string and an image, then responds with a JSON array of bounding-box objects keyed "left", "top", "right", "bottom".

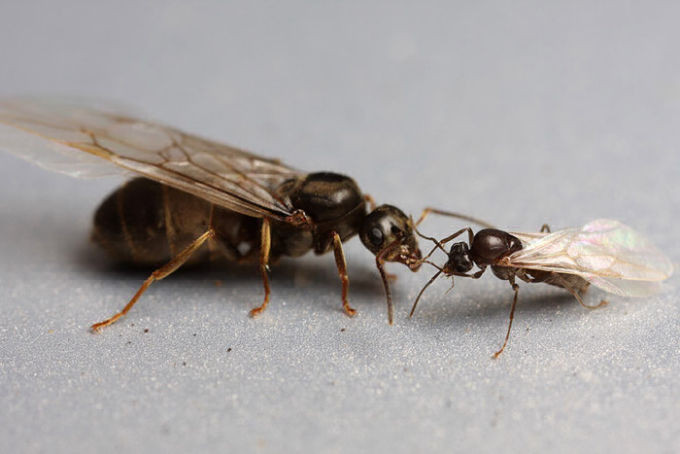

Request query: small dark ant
[{"left": 410, "top": 212, "right": 672, "bottom": 357}]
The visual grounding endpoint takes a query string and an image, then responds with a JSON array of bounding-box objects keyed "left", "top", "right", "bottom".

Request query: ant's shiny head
[{"left": 360, "top": 204, "right": 421, "bottom": 270}]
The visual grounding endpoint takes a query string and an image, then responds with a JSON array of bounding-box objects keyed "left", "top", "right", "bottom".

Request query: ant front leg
[
  {"left": 409, "top": 268, "right": 444, "bottom": 317},
  {"left": 375, "top": 240, "right": 406, "bottom": 325},
  {"left": 384, "top": 272, "right": 398, "bottom": 282},
  {"left": 410, "top": 267, "right": 486, "bottom": 318},
  {"left": 249, "top": 218, "right": 272, "bottom": 317},
  {"left": 331, "top": 232, "right": 357, "bottom": 317},
  {"left": 455, "top": 266, "right": 487, "bottom": 280},
  {"left": 540, "top": 224, "right": 551, "bottom": 233},
  {"left": 445, "top": 267, "right": 486, "bottom": 294}
]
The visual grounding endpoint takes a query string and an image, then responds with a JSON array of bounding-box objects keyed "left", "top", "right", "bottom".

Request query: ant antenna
[
  {"left": 415, "top": 207, "right": 496, "bottom": 229},
  {"left": 413, "top": 223, "right": 449, "bottom": 262}
]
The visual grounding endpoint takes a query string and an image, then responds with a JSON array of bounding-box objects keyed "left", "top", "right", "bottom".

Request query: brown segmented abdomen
[{"left": 92, "top": 178, "right": 214, "bottom": 266}]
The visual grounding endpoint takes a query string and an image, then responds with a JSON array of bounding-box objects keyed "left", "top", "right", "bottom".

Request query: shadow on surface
[
  {"left": 407, "top": 287, "right": 590, "bottom": 329},
  {"left": 72, "top": 233, "right": 395, "bottom": 311}
]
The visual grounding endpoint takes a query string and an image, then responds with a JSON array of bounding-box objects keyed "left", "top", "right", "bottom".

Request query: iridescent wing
[
  {"left": 506, "top": 219, "right": 673, "bottom": 296},
  {"left": 0, "top": 97, "right": 304, "bottom": 221},
  {"left": 510, "top": 231, "right": 548, "bottom": 246}
]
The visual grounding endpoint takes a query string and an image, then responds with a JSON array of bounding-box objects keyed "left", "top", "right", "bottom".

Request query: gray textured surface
[{"left": 1, "top": 2, "right": 679, "bottom": 453}]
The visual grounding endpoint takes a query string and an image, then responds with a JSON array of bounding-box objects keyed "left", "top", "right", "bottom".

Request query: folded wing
[
  {"left": 507, "top": 219, "right": 673, "bottom": 296},
  {"left": 0, "top": 97, "right": 304, "bottom": 221}
]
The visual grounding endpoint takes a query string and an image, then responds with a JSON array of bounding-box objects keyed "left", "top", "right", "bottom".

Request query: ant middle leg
[
  {"left": 493, "top": 277, "right": 520, "bottom": 359},
  {"left": 553, "top": 274, "right": 607, "bottom": 309},
  {"left": 331, "top": 231, "right": 356, "bottom": 317}
]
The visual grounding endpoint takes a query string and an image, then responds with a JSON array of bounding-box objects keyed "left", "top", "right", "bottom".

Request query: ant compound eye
[
  {"left": 361, "top": 204, "right": 417, "bottom": 257},
  {"left": 368, "top": 226, "right": 384, "bottom": 246}
]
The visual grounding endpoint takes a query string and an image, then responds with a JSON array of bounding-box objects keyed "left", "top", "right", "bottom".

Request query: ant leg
[
  {"left": 249, "top": 219, "right": 272, "bottom": 317},
  {"left": 409, "top": 269, "right": 444, "bottom": 317},
  {"left": 567, "top": 286, "right": 607, "bottom": 309},
  {"left": 384, "top": 272, "right": 398, "bottom": 282},
  {"left": 91, "top": 229, "right": 216, "bottom": 332},
  {"left": 553, "top": 275, "right": 607, "bottom": 309},
  {"left": 540, "top": 224, "right": 551, "bottom": 233},
  {"left": 375, "top": 241, "right": 405, "bottom": 325},
  {"left": 456, "top": 267, "right": 486, "bottom": 279},
  {"left": 492, "top": 278, "right": 520, "bottom": 359},
  {"left": 443, "top": 277, "right": 456, "bottom": 296},
  {"left": 410, "top": 267, "right": 486, "bottom": 318},
  {"left": 364, "top": 194, "right": 377, "bottom": 211},
  {"left": 375, "top": 254, "right": 393, "bottom": 325},
  {"left": 331, "top": 232, "right": 356, "bottom": 317},
  {"left": 415, "top": 207, "right": 495, "bottom": 229}
]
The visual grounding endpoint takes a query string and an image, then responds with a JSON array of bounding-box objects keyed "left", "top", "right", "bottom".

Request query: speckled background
[{"left": 1, "top": 2, "right": 679, "bottom": 453}]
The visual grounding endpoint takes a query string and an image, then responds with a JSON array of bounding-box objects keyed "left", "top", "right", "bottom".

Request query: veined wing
[
  {"left": 505, "top": 219, "right": 673, "bottom": 294},
  {"left": 510, "top": 231, "right": 548, "bottom": 246},
  {"left": 0, "top": 97, "right": 304, "bottom": 220},
  {"left": 578, "top": 275, "right": 665, "bottom": 297}
]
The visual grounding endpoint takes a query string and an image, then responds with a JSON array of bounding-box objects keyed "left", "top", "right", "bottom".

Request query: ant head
[
  {"left": 360, "top": 204, "right": 421, "bottom": 270},
  {"left": 447, "top": 242, "right": 474, "bottom": 273}
]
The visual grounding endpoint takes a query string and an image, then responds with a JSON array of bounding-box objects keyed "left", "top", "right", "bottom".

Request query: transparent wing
[
  {"left": 506, "top": 219, "right": 673, "bottom": 294},
  {"left": 510, "top": 231, "right": 548, "bottom": 246},
  {"left": 579, "top": 275, "right": 664, "bottom": 297},
  {"left": 0, "top": 97, "right": 304, "bottom": 220}
]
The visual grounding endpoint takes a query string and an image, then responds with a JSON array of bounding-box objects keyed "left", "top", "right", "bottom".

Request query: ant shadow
[
  {"left": 407, "top": 285, "right": 585, "bottom": 330},
  {"left": 7, "top": 210, "right": 595, "bottom": 323},
  {"left": 2, "top": 208, "right": 397, "bottom": 315},
  {"left": 72, "top": 235, "right": 390, "bottom": 312}
]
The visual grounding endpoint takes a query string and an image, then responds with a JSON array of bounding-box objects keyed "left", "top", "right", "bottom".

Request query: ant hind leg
[
  {"left": 555, "top": 275, "right": 608, "bottom": 309},
  {"left": 91, "top": 229, "right": 216, "bottom": 332},
  {"left": 570, "top": 288, "right": 608, "bottom": 309}
]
